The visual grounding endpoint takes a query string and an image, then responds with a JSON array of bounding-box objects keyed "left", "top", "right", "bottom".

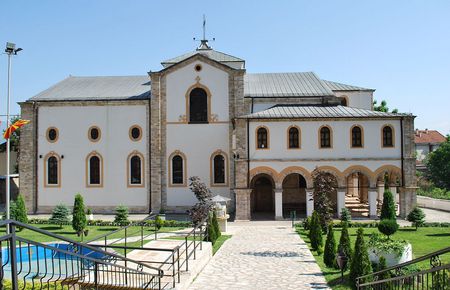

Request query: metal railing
[
  {"left": 357, "top": 247, "right": 450, "bottom": 289},
  {"left": 0, "top": 219, "right": 163, "bottom": 290}
]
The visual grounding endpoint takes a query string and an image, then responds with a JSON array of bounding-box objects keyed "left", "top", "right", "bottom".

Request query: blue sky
[{"left": 1, "top": 0, "right": 450, "bottom": 135}]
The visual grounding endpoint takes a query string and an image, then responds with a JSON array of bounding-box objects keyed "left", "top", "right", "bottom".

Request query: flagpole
[{"left": 6, "top": 50, "right": 12, "bottom": 222}]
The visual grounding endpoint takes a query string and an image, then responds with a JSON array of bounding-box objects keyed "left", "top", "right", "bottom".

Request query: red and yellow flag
[{"left": 3, "top": 119, "right": 30, "bottom": 139}]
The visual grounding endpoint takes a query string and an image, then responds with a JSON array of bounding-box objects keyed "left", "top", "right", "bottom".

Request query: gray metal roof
[
  {"left": 244, "top": 72, "right": 335, "bottom": 98},
  {"left": 323, "top": 80, "right": 374, "bottom": 91},
  {"left": 161, "top": 49, "right": 244, "bottom": 68},
  {"left": 242, "top": 105, "right": 407, "bottom": 119},
  {"left": 29, "top": 76, "right": 151, "bottom": 101}
]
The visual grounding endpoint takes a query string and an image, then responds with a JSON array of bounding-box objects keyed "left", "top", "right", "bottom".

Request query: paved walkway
[{"left": 188, "top": 221, "right": 329, "bottom": 290}]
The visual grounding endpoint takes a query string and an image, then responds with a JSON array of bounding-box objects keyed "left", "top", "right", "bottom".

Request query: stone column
[
  {"left": 377, "top": 181, "right": 385, "bottom": 202},
  {"left": 337, "top": 191, "right": 346, "bottom": 217},
  {"left": 368, "top": 189, "right": 378, "bottom": 218},
  {"left": 306, "top": 189, "right": 314, "bottom": 217},
  {"left": 235, "top": 189, "right": 252, "bottom": 221},
  {"left": 275, "top": 189, "right": 283, "bottom": 220}
]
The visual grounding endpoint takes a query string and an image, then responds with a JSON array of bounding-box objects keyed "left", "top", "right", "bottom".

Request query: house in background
[{"left": 415, "top": 129, "right": 447, "bottom": 171}]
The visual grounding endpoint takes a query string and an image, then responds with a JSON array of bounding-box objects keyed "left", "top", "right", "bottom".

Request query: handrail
[{"left": 0, "top": 219, "right": 163, "bottom": 274}]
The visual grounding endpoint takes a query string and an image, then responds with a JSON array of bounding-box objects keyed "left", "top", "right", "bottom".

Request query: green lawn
[
  {"left": 297, "top": 226, "right": 450, "bottom": 290},
  {"left": 0, "top": 224, "right": 185, "bottom": 243}
]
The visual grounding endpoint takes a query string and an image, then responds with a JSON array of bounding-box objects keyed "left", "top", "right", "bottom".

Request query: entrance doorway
[
  {"left": 251, "top": 175, "right": 275, "bottom": 219},
  {"left": 282, "top": 174, "right": 307, "bottom": 218}
]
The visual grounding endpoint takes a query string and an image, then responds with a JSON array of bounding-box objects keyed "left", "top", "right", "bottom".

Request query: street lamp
[{"left": 4, "top": 42, "right": 22, "bottom": 224}]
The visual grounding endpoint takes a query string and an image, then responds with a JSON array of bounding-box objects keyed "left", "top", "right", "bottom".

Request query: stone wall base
[{"left": 36, "top": 205, "right": 150, "bottom": 214}]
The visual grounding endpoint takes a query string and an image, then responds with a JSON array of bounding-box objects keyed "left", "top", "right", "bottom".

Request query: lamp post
[{"left": 4, "top": 42, "right": 22, "bottom": 225}]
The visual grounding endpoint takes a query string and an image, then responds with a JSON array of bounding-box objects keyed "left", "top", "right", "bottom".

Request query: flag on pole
[{"left": 3, "top": 119, "right": 30, "bottom": 139}]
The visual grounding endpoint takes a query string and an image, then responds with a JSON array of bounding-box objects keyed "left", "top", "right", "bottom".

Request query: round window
[
  {"left": 194, "top": 64, "right": 202, "bottom": 72},
  {"left": 130, "top": 126, "right": 142, "bottom": 141},
  {"left": 47, "top": 127, "right": 58, "bottom": 142},
  {"left": 88, "top": 126, "right": 101, "bottom": 142}
]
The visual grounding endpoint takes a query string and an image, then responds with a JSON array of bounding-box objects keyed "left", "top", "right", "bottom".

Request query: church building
[{"left": 19, "top": 39, "right": 417, "bottom": 220}]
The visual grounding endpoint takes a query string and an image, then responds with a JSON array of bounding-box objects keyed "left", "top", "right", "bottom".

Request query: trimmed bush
[
  {"left": 303, "top": 217, "right": 311, "bottom": 230},
  {"left": 14, "top": 195, "right": 28, "bottom": 229},
  {"left": 340, "top": 207, "right": 351, "bottom": 224},
  {"left": 309, "top": 211, "right": 323, "bottom": 251},
  {"left": 207, "top": 213, "right": 217, "bottom": 244},
  {"left": 349, "top": 228, "right": 373, "bottom": 289},
  {"left": 155, "top": 215, "right": 163, "bottom": 230},
  {"left": 114, "top": 205, "right": 130, "bottom": 225},
  {"left": 407, "top": 207, "right": 426, "bottom": 230},
  {"left": 49, "top": 204, "right": 70, "bottom": 229},
  {"left": 378, "top": 219, "right": 399, "bottom": 238},
  {"left": 323, "top": 223, "right": 337, "bottom": 268},
  {"left": 72, "top": 194, "right": 87, "bottom": 234},
  {"left": 212, "top": 211, "right": 221, "bottom": 238},
  {"left": 380, "top": 190, "right": 396, "bottom": 220},
  {"left": 377, "top": 256, "right": 390, "bottom": 281},
  {"left": 338, "top": 222, "right": 352, "bottom": 269}
]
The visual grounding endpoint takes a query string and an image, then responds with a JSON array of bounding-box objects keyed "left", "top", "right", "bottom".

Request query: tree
[
  {"left": 340, "top": 207, "right": 351, "bottom": 224},
  {"left": 349, "top": 228, "right": 373, "bottom": 289},
  {"left": 49, "top": 204, "right": 70, "bottom": 229},
  {"left": 212, "top": 211, "right": 221, "bottom": 238},
  {"left": 377, "top": 219, "right": 399, "bottom": 238},
  {"left": 373, "top": 100, "right": 398, "bottom": 113},
  {"left": 312, "top": 169, "right": 336, "bottom": 230},
  {"left": 188, "top": 176, "right": 213, "bottom": 225},
  {"left": 380, "top": 190, "right": 396, "bottom": 220},
  {"left": 338, "top": 222, "right": 352, "bottom": 270},
  {"left": 207, "top": 213, "right": 217, "bottom": 244},
  {"left": 426, "top": 139, "right": 450, "bottom": 190},
  {"left": 72, "top": 194, "right": 87, "bottom": 234},
  {"left": 154, "top": 215, "right": 163, "bottom": 230},
  {"left": 309, "top": 211, "right": 323, "bottom": 252},
  {"left": 407, "top": 207, "right": 426, "bottom": 230},
  {"left": 376, "top": 256, "right": 390, "bottom": 281},
  {"left": 114, "top": 205, "right": 130, "bottom": 225},
  {"left": 323, "top": 223, "right": 337, "bottom": 268},
  {"left": 14, "top": 194, "right": 28, "bottom": 230}
]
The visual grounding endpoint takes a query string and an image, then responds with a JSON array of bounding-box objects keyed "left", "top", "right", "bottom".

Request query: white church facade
[{"left": 19, "top": 40, "right": 417, "bottom": 220}]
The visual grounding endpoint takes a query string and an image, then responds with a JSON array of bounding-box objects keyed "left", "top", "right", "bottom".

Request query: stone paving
[{"left": 188, "top": 221, "right": 329, "bottom": 290}]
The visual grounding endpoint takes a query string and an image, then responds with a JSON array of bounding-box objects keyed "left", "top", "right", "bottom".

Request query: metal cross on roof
[{"left": 193, "top": 14, "right": 215, "bottom": 50}]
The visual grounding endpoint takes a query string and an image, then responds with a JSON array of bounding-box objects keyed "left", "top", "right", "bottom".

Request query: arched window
[
  {"left": 170, "top": 151, "right": 186, "bottom": 186},
  {"left": 45, "top": 153, "right": 60, "bottom": 187},
  {"left": 320, "top": 126, "right": 332, "bottom": 148},
  {"left": 87, "top": 152, "right": 102, "bottom": 187},
  {"left": 189, "top": 88, "right": 208, "bottom": 123},
  {"left": 382, "top": 125, "right": 394, "bottom": 147},
  {"left": 256, "top": 127, "right": 269, "bottom": 149},
  {"left": 211, "top": 151, "right": 228, "bottom": 186},
  {"left": 128, "top": 152, "right": 144, "bottom": 186},
  {"left": 351, "top": 126, "right": 363, "bottom": 148},
  {"left": 288, "top": 126, "right": 300, "bottom": 149}
]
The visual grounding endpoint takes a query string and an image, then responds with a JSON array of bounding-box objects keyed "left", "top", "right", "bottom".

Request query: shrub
[
  {"left": 188, "top": 177, "right": 213, "bottom": 225},
  {"left": 303, "top": 217, "right": 311, "bottom": 230},
  {"left": 368, "top": 233, "right": 408, "bottom": 258},
  {"left": 212, "top": 211, "right": 221, "bottom": 238},
  {"left": 207, "top": 214, "right": 217, "bottom": 244},
  {"left": 323, "top": 223, "right": 337, "bottom": 268},
  {"left": 380, "top": 190, "right": 396, "bottom": 220},
  {"left": 312, "top": 170, "right": 336, "bottom": 230},
  {"left": 378, "top": 219, "right": 399, "bottom": 238},
  {"left": 340, "top": 207, "right": 351, "bottom": 224},
  {"left": 72, "top": 194, "right": 87, "bottom": 234},
  {"left": 349, "top": 228, "right": 373, "bottom": 289},
  {"left": 14, "top": 194, "right": 28, "bottom": 227},
  {"left": 154, "top": 215, "right": 163, "bottom": 230},
  {"left": 376, "top": 256, "right": 390, "bottom": 281},
  {"left": 317, "top": 245, "right": 323, "bottom": 256},
  {"left": 49, "top": 204, "right": 70, "bottom": 229},
  {"left": 114, "top": 205, "right": 130, "bottom": 225},
  {"left": 309, "top": 211, "right": 323, "bottom": 251},
  {"left": 338, "top": 222, "right": 352, "bottom": 269},
  {"left": 3, "top": 200, "right": 17, "bottom": 220},
  {"left": 407, "top": 207, "right": 426, "bottom": 230}
]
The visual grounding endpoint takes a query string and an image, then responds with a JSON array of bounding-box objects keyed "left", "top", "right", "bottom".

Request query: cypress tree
[
  {"left": 72, "top": 194, "right": 87, "bottom": 234},
  {"left": 14, "top": 194, "right": 28, "bottom": 231},
  {"left": 406, "top": 207, "right": 426, "bottom": 230},
  {"left": 380, "top": 190, "right": 396, "bottom": 220},
  {"left": 212, "top": 211, "right": 221, "bottom": 238},
  {"left": 349, "top": 228, "right": 372, "bottom": 289},
  {"left": 323, "top": 223, "right": 337, "bottom": 268},
  {"left": 49, "top": 204, "right": 70, "bottom": 229},
  {"left": 309, "top": 211, "right": 323, "bottom": 251},
  {"left": 114, "top": 205, "right": 130, "bottom": 225},
  {"left": 207, "top": 214, "right": 217, "bottom": 244},
  {"left": 338, "top": 222, "right": 352, "bottom": 269}
]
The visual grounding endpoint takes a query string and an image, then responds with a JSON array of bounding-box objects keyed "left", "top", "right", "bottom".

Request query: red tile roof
[{"left": 414, "top": 130, "right": 447, "bottom": 144}]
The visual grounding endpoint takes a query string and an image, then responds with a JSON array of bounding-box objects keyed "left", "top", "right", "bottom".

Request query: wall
[
  {"left": 0, "top": 151, "right": 18, "bottom": 175},
  {"left": 336, "top": 91, "right": 373, "bottom": 110},
  {"left": 37, "top": 103, "right": 149, "bottom": 212}
]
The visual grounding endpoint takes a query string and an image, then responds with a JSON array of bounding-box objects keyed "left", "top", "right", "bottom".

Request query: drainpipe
[
  {"left": 400, "top": 117, "right": 405, "bottom": 187},
  {"left": 33, "top": 102, "right": 39, "bottom": 213},
  {"left": 247, "top": 118, "right": 250, "bottom": 188}
]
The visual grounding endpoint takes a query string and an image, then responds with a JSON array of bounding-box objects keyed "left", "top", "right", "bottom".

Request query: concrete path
[{"left": 188, "top": 221, "right": 329, "bottom": 290}]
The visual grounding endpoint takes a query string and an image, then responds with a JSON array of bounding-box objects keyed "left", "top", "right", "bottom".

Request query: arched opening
[
  {"left": 282, "top": 174, "right": 307, "bottom": 218},
  {"left": 375, "top": 168, "right": 401, "bottom": 216},
  {"left": 189, "top": 88, "right": 208, "bottom": 123},
  {"left": 250, "top": 174, "right": 275, "bottom": 219},
  {"left": 345, "top": 172, "right": 370, "bottom": 217}
]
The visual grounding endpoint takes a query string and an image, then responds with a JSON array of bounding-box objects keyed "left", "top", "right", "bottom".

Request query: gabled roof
[
  {"left": 415, "top": 130, "right": 447, "bottom": 144},
  {"left": 244, "top": 72, "right": 335, "bottom": 98},
  {"left": 29, "top": 76, "right": 151, "bottom": 101},
  {"left": 161, "top": 49, "right": 244, "bottom": 68},
  {"left": 323, "top": 80, "right": 374, "bottom": 92},
  {"left": 241, "top": 105, "right": 407, "bottom": 119}
]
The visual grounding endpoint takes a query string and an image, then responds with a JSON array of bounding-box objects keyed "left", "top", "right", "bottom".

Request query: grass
[
  {"left": 417, "top": 187, "right": 450, "bottom": 200},
  {"left": 297, "top": 225, "right": 450, "bottom": 290},
  {"left": 0, "top": 224, "right": 185, "bottom": 243}
]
